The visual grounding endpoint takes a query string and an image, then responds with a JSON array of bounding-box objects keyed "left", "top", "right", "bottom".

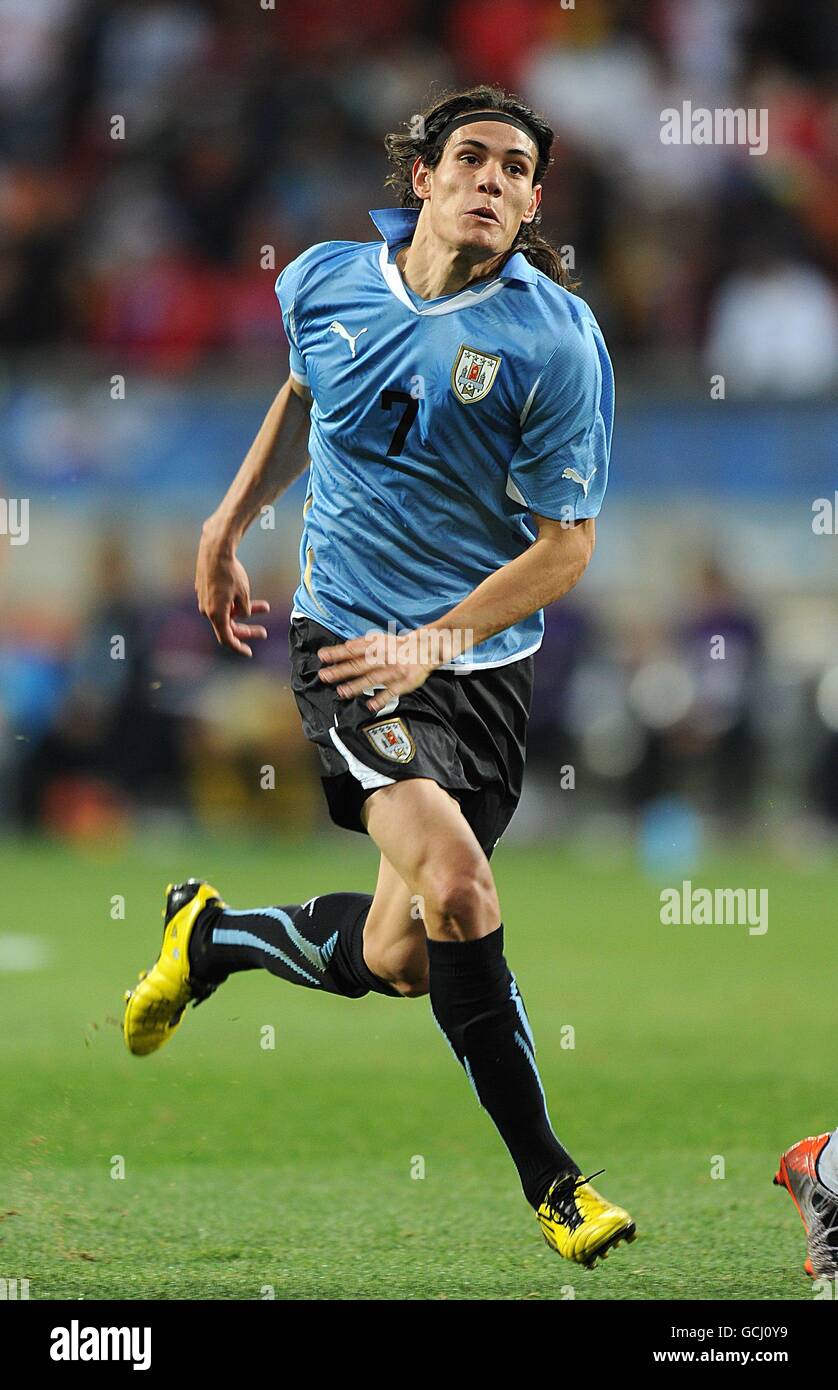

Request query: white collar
[{"left": 368, "top": 206, "right": 537, "bottom": 317}]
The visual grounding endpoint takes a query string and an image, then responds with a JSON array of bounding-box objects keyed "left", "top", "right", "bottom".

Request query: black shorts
[{"left": 288, "top": 615, "right": 533, "bottom": 859}]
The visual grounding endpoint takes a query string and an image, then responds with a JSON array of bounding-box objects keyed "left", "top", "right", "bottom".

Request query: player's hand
[
  {"left": 195, "top": 524, "right": 270, "bottom": 658},
  {"left": 316, "top": 629, "right": 439, "bottom": 712}
]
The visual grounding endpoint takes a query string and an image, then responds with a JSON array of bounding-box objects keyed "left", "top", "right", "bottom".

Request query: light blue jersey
[{"left": 275, "top": 207, "right": 613, "bottom": 670}]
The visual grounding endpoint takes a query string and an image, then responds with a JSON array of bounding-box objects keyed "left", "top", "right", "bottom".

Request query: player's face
[{"left": 418, "top": 119, "right": 541, "bottom": 257}]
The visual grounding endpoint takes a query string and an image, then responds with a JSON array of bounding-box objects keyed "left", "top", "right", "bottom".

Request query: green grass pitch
[{"left": 1, "top": 834, "right": 834, "bottom": 1300}]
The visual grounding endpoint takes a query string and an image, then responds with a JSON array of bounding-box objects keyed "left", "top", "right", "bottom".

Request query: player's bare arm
[
  {"left": 317, "top": 514, "right": 595, "bottom": 711},
  {"left": 195, "top": 375, "right": 312, "bottom": 656}
]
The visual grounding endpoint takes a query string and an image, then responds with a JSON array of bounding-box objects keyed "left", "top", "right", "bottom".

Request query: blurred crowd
[
  {"left": 1, "top": 0, "right": 837, "bottom": 844},
  {"left": 1, "top": 0, "right": 836, "bottom": 390},
  {"left": 2, "top": 530, "right": 838, "bottom": 842}
]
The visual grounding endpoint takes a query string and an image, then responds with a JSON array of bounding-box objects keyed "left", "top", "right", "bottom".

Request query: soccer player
[
  {"left": 123, "top": 84, "right": 636, "bottom": 1268},
  {"left": 774, "top": 1134, "right": 838, "bottom": 1277}
]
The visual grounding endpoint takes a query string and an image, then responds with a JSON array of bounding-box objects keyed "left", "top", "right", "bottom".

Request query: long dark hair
[{"left": 383, "top": 83, "right": 576, "bottom": 290}]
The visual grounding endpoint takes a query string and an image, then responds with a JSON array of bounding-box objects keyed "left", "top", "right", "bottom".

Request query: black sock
[
  {"left": 188, "top": 892, "right": 400, "bottom": 1000},
  {"left": 427, "top": 924, "right": 578, "bottom": 1208}
]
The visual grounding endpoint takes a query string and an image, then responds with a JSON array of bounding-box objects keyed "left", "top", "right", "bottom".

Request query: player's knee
[
  {"left": 421, "top": 859, "right": 499, "bottom": 937},
  {"left": 388, "top": 952, "right": 430, "bottom": 997},
  {"left": 393, "top": 971, "right": 429, "bottom": 999},
  {"left": 365, "top": 938, "right": 429, "bottom": 998}
]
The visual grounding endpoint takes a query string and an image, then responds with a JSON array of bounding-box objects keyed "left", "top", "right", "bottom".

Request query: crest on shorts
[
  {"left": 451, "top": 344, "right": 501, "bottom": 404},
  {"left": 363, "top": 717, "right": 416, "bottom": 764}
]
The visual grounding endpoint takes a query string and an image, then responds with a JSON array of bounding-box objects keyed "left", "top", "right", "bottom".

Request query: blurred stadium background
[
  {"left": 1, "top": 0, "right": 836, "bottom": 850},
  {"left": 1, "top": 0, "right": 837, "bottom": 1300}
]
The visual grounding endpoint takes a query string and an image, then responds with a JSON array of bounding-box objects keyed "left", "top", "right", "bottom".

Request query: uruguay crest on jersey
[{"left": 451, "top": 344, "right": 502, "bottom": 403}]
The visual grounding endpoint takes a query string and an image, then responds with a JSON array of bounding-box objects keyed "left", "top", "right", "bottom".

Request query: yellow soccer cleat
[
  {"left": 536, "top": 1169, "right": 637, "bottom": 1268},
  {"left": 123, "top": 879, "right": 224, "bottom": 1057}
]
